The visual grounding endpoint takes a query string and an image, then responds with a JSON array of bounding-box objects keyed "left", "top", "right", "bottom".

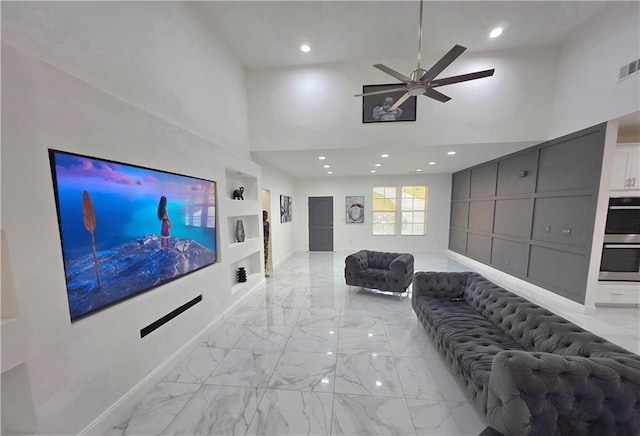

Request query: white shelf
[
  {"left": 231, "top": 272, "right": 264, "bottom": 295},
  {"left": 225, "top": 168, "right": 259, "bottom": 202},
  {"left": 227, "top": 238, "right": 262, "bottom": 263},
  {"left": 225, "top": 200, "right": 260, "bottom": 218}
]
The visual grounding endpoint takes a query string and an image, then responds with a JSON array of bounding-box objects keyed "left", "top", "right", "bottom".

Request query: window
[
  {"left": 401, "top": 186, "right": 427, "bottom": 235},
  {"left": 372, "top": 186, "right": 396, "bottom": 235},
  {"left": 372, "top": 185, "right": 427, "bottom": 235}
]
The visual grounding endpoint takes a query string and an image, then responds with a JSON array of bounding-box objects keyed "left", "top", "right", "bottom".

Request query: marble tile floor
[{"left": 105, "top": 251, "right": 640, "bottom": 436}]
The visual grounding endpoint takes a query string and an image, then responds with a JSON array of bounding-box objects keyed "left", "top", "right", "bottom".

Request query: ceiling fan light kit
[{"left": 356, "top": 0, "right": 495, "bottom": 108}]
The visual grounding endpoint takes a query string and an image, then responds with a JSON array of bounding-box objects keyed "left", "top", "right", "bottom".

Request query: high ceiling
[
  {"left": 201, "top": 1, "right": 632, "bottom": 177},
  {"left": 202, "top": 1, "right": 608, "bottom": 68}
]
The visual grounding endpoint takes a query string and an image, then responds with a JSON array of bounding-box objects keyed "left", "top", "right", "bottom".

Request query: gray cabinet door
[
  {"left": 470, "top": 163, "right": 497, "bottom": 198},
  {"left": 468, "top": 200, "right": 494, "bottom": 233},
  {"left": 467, "top": 233, "right": 491, "bottom": 262},
  {"left": 528, "top": 245, "right": 588, "bottom": 303},
  {"left": 494, "top": 199, "right": 532, "bottom": 239},
  {"left": 536, "top": 130, "right": 605, "bottom": 193},
  {"left": 491, "top": 238, "right": 528, "bottom": 276},
  {"left": 452, "top": 171, "right": 471, "bottom": 200},
  {"left": 497, "top": 150, "right": 537, "bottom": 196},
  {"left": 449, "top": 229, "right": 467, "bottom": 253},
  {"left": 450, "top": 201, "right": 469, "bottom": 229},
  {"left": 531, "top": 196, "right": 593, "bottom": 248},
  {"left": 308, "top": 197, "right": 333, "bottom": 251}
]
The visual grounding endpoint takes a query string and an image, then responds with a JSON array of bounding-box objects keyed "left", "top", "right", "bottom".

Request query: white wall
[
  {"left": 1, "top": 1, "right": 250, "bottom": 158},
  {"left": 254, "top": 158, "right": 296, "bottom": 267},
  {"left": 293, "top": 174, "right": 451, "bottom": 254},
  {"left": 247, "top": 46, "right": 558, "bottom": 152},
  {"left": 1, "top": 2, "right": 257, "bottom": 432},
  {"left": 551, "top": 1, "right": 640, "bottom": 138}
]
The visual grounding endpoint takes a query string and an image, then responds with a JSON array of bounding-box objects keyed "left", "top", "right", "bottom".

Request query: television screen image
[{"left": 49, "top": 150, "right": 217, "bottom": 321}]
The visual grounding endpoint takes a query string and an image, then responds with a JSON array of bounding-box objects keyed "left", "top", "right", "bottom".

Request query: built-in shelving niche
[
  {"left": 227, "top": 215, "right": 260, "bottom": 245},
  {"left": 230, "top": 250, "right": 262, "bottom": 294},
  {"left": 224, "top": 168, "right": 258, "bottom": 202}
]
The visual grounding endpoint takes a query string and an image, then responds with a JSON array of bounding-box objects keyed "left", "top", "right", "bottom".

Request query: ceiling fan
[{"left": 356, "top": 0, "right": 495, "bottom": 108}]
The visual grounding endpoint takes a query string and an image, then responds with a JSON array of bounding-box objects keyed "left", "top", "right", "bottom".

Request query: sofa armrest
[
  {"left": 389, "top": 253, "right": 414, "bottom": 293},
  {"left": 345, "top": 250, "right": 368, "bottom": 272},
  {"left": 486, "top": 350, "right": 640, "bottom": 436},
  {"left": 412, "top": 271, "right": 470, "bottom": 299}
]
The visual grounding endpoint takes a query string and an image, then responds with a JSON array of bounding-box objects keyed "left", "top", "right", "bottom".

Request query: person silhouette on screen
[
  {"left": 158, "top": 196, "right": 172, "bottom": 250},
  {"left": 373, "top": 96, "right": 403, "bottom": 121}
]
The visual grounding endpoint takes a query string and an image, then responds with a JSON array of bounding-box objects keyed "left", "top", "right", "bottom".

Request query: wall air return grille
[{"left": 618, "top": 58, "right": 640, "bottom": 82}]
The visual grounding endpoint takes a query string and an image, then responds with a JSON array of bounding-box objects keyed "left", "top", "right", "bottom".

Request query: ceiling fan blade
[
  {"left": 430, "top": 69, "right": 495, "bottom": 88},
  {"left": 373, "top": 64, "right": 412, "bottom": 83},
  {"left": 390, "top": 92, "right": 412, "bottom": 110},
  {"left": 424, "top": 89, "right": 451, "bottom": 103},
  {"left": 420, "top": 45, "right": 467, "bottom": 81},
  {"left": 354, "top": 86, "right": 407, "bottom": 97}
]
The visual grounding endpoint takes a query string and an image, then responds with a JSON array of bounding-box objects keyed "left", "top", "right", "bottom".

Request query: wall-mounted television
[{"left": 49, "top": 150, "right": 217, "bottom": 321}]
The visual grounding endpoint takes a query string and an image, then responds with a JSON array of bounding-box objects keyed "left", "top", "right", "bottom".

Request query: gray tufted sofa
[
  {"left": 344, "top": 250, "right": 414, "bottom": 294},
  {"left": 412, "top": 271, "right": 640, "bottom": 436}
]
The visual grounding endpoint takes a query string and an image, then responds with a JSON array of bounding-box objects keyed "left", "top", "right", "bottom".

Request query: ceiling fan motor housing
[{"left": 410, "top": 69, "right": 428, "bottom": 81}]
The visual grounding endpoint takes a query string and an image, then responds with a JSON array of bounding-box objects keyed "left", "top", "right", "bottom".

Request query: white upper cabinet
[{"left": 611, "top": 144, "right": 640, "bottom": 191}]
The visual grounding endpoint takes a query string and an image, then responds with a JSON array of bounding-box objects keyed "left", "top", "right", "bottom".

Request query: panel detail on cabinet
[
  {"left": 531, "top": 196, "right": 593, "bottom": 248},
  {"left": 468, "top": 200, "right": 494, "bottom": 233},
  {"left": 450, "top": 201, "right": 469, "bottom": 229},
  {"left": 491, "top": 238, "right": 528, "bottom": 276},
  {"left": 536, "top": 129, "right": 605, "bottom": 193},
  {"left": 467, "top": 233, "right": 491, "bottom": 263},
  {"left": 528, "top": 245, "right": 587, "bottom": 302},
  {"left": 449, "top": 229, "right": 467, "bottom": 253},
  {"left": 494, "top": 199, "right": 531, "bottom": 239},
  {"left": 452, "top": 171, "right": 470, "bottom": 200},
  {"left": 497, "top": 150, "right": 537, "bottom": 196},
  {"left": 470, "top": 163, "right": 497, "bottom": 198}
]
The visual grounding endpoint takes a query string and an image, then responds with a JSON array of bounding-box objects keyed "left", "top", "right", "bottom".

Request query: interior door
[{"left": 308, "top": 196, "right": 333, "bottom": 251}]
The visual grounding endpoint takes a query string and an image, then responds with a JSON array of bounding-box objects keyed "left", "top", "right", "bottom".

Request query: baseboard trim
[
  {"left": 79, "top": 282, "right": 264, "bottom": 435},
  {"left": 447, "top": 250, "right": 596, "bottom": 315}
]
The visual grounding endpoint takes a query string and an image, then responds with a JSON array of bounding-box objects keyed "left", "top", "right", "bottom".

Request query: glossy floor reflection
[{"left": 105, "top": 251, "right": 640, "bottom": 436}]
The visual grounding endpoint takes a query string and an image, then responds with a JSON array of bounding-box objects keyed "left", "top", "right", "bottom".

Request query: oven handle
[
  {"left": 604, "top": 244, "right": 640, "bottom": 249},
  {"left": 609, "top": 206, "right": 640, "bottom": 210}
]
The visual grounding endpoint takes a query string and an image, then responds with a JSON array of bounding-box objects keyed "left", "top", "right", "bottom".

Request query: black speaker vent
[{"left": 140, "top": 294, "right": 202, "bottom": 338}]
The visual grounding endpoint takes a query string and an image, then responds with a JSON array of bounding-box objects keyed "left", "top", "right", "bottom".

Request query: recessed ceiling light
[
  {"left": 375, "top": 381, "right": 383, "bottom": 387},
  {"left": 323, "top": 164, "right": 330, "bottom": 168},
  {"left": 381, "top": 154, "right": 389, "bottom": 158},
  {"left": 415, "top": 168, "right": 423, "bottom": 172},
  {"left": 489, "top": 27, "right": 503, "bottom": 39},
  {"left": 374, "top": 163, "right": 382, "bottom": 167},
  {"left": 318, "top": 156, "right": 326, "bottom": 160},
  {"left": 428, "top": 161, "right": 436, "bottom": 165},
  {"left": 300, "top": 44, "right": 311, "bottom": 52},
  {"left": 370, "top": 170, "right": 376, "bottom": 173},
  {"left": 327, "top": 171, "right": 333, "bottom": 175},
  {"left": 447, "top": 151, "right": 456, "bottom": 155}
]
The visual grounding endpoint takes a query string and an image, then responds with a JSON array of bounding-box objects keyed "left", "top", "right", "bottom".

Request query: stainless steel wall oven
[{"left": 600, "top": 197, "right": 640, "bottom": 281}]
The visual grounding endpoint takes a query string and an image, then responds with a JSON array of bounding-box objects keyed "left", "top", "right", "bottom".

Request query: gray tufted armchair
[{"left": 344, "top": 250, "right": 414, "bottom": 293}]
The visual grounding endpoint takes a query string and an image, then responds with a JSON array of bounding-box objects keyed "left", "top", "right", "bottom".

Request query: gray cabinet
[
  {"left": 531, "top": 196, "right": 593, "bottom": 248},
  {"left": 497, "top": 150, "right": 537, "bottom": 196},
  {"left": 449, "top": 123, "right": 606, "bottom": 305},
  {"left": 449, "top": 229, "right": 467, "bottom": 253},
  {"left": 468, "top": 200, "right": 494, "bottom": 233},
  {"left": 536, "top": 129, "right": 605, "bottom": 193},
  {"left": 491, "top": 238, "right": 528, "bottom": 276},
  {"left": 494, "top": 199, "right": 531, "bottom": 239},
  {"left": 467, "top": 233, "right": 491, "bottom": 263},
  {"left": 452, "top": 171, "right": 470, "bottom": 200},
  {"left": 470, "top": 163, "right": 497, "bottom": 198},
  {"left": 450, "top": 201, "right": 469, "bottom": 229},
  {"left": 528, "top": 246, "right": 588, "bottom": 302}
]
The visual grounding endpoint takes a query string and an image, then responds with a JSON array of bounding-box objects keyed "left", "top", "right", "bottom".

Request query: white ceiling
[
  {"left": 203, "top": 1, "right": 625, "bottom": 177},
  {"left": 202, "top": 1, "right": 608, "bottom": 68}
]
